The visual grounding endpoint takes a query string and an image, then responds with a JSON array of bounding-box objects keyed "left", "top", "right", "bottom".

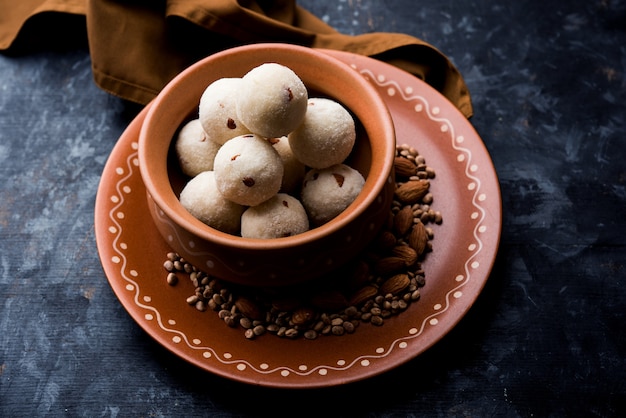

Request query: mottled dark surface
[{"left": 1, "top": 0, "right": 625, "bottom": 416}]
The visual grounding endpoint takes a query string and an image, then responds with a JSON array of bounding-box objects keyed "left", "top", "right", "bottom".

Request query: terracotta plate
[{"left": 95, "top": 50, "right": 501, "bottom": 389}]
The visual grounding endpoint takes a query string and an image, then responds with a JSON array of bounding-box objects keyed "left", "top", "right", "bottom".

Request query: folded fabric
[{"left": 0, "top": 0, "right": 472, "bottom": 118}]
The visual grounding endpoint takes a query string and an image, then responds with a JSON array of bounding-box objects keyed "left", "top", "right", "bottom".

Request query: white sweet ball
[
  {"left": 174, "top": 119, "right": 221, "bottom": 177},
  {"left": 236, "top": 63, "right": 308, "bottom": 138},
  {"left": 269, "top": 136, "right": 305, "bottom": 194},
  {"left": 288, "top": 98, "right": 356, "bottom": 169},
  {"left": 301, "top": 163, "right": 365, "bottom": 226},
  {"left": 179, "top": 171, "right": 245, "bottom": 234},
  {"left": 213, "top": 134, "right": 284, "bottom": 206},
  {"left": 199, "top": 78, "right": 251, "bottom": 145},
  {"left": 241, "top": 193, "right": 309, "bottom": 239}
]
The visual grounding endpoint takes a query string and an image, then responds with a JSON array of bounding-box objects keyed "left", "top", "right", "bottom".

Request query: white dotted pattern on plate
[{"left": 105, "top": 66, "right": 489, "bottom": 379}]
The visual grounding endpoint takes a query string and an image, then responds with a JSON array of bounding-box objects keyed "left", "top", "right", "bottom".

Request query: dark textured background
[{"left": 1, "top": 0, "right": 625, "bottom": 416}]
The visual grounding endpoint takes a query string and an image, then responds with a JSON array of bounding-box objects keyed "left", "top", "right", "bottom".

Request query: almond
[
  {"left": 394, "top": 156, "right": 418, "bottom": 177},
  {"left": 374, "top": 256, "right": 406, "bottom": 276},
  {"left": 391, "top": 244, "right": 418, "bottom": 266},
  {"left": 375, "top": 230, "right": 397, "bottom": 251},
  {"left": 380, "top": 273, "right": 410, "bottom": 295},
  {"left": 291, "top": 307, "right": 316, "bottom": 326},
  {"left": 234, "top": 296, "right": 263, "bottom": 320},
  {"left": 348, "top": 285, "right": 378, "bottom": 306},
  {"left": 408, "top": 221, "right": 428, "bottom": 257},
  {"left": 394, "top": 179, "right": 430, "bottom": 204},
  {"left": 394, "top": 156, "right": 417, "bottom": 177},
  {"left": 393, "top": 206, "right": 414, "bottom": 236}
]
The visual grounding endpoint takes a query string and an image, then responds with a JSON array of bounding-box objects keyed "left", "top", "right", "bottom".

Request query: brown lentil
[
  {"left": 343, "top": 321, "right": 356, "bottom": 333},
  {"left": 285, "top": 328, "right": 299, "bottom": 338},
  {"left": 371, "top": 315, "right": 384, "bottom": 326},
  {"left": 330, "top": 317, "right": 344, "bottom": 327},
  {"left": 167, "top": 252, "right": 177, "bottom": 261},
  {"left": 163, "top": 260, "right": 174, "bottom": 272},
  {"left": 331, "top": 325, "right": 345, "bottom": 336},
  {"left": 207, "top": 299, "right": 218, "bottom": 311},
  {"left": 266, "top": 324, "right": 279, "bottom": 333},
  {"left": 164, "top": 144, "right": 442, "bottom": 340},
  {"left": 313, "top": 320, "right": 325, "bottom": 332},
  {"left": 195, "top": 300, "right": 206, "bottom": 312},
  {"left": 166, "top": 272, "right": 178, "bottom": 286}
]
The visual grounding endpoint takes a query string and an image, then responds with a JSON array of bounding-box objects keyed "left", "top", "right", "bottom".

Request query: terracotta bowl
[{"left": 138, "top": 43, "right": 396, "bottom": 287}]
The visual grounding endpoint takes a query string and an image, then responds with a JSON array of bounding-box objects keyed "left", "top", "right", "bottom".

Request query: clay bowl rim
[{"left": 139, "top": 43, "right": 395, "bottom": 253}]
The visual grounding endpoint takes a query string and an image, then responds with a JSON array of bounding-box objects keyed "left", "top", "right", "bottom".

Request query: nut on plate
[
  {"left": 374, "top": 256, "right": 406, "bottom": 275},
  {"left": 375, "top": 230, "right": 397, "bottom": 251},
  {"left": 235, "top": 296, "right": 264, "bottom": 320},
  {"left": 394, "top": 179, "right": 430, "bottom": 204},
  {"left": 391, "top": 245, "right": 418, "bottom": 266},
  {"left": 379, "top": 273, "right": 411, "bottom": 295},
  {"left": 291, "top": 308, "right": 316, "bottom": 326},
  {"left": 349, "top": 285, "right": 379, "bottom": 306},
  {"left": 393, "top": 206, "right": 414, "bottom": 236},
  {"left": 408, "top": 222, "right": 428, "bottom": 257},
  {"left": 393, "top": 156, "right": 418, "bottom": 177}
]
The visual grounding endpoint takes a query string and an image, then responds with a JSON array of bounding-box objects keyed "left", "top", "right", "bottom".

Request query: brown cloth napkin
[{"left": 0, "top": 0, "right": 473, "bottom": 118}]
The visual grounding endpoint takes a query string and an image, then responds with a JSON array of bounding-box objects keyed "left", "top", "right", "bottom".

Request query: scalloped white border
[{"left": 103, "top": 65, "right": 489, "bottom": 381}]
